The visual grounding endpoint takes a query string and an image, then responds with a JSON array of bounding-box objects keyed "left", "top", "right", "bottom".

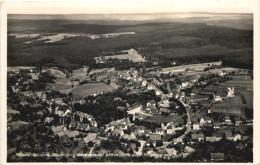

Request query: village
[{"left": 7, "top": 59, "right": 253, "bottom": 162}]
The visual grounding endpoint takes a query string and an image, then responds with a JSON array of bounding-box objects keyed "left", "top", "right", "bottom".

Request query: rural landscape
[{"left": 7, "top": 12, "right": 253, "bottom": 162}]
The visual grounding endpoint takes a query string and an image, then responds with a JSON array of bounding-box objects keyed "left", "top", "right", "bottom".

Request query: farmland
[
  {"left": 96, "top": 48, "right": 146, "bottom": 63},
  {"left": 72, "top": 82, "right": 116, "bottom": 97}
]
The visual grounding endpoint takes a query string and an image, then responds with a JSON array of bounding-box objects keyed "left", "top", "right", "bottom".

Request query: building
[
  {"left": 235, "top": 116, "right": 242, "bottom": 126},
  {"left": 225, "top": 87, "right": 234, "bottom": 97},
  {"left": 149, "top": 134, "right": 162, "bottom": 147},
  {"left": 112, "top": 128, "right": 124, "bottom": 136},
  {"left": 191, "top": 133, "right": 204, "bottom": 143},
  {"left": 166, "top": 125, "right": 175, "bottom": 134},
  {"left": 155, "top": 128, "right": 164, "bottom": 135},
  {"left": 200, "top": 116, "right": 212, "bottom": 126},
  {"left": 211, "top": 153, "right": 224, "bottom": 161},
  {"left": 212, "top": 133, "right": 223, "bottom": 141},
  {"left": 83, "top": 133, "right": 97, "bottom": 144},
  {"left": 224, "top": 116, "right": 232, "bottom": 125},
  {"left": 192, "top": 123, "right": 200, "bottom": 130},
  {"left": 147, "top": 100, "right": 156, "bottom": 107}
]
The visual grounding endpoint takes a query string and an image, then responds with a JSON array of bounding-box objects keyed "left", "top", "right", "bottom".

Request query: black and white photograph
[{"left": 1, "top": 0, "right": 259, "bottom": 163}]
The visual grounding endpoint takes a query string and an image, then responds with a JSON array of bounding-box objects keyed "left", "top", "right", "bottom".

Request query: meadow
[{"left": 72, "top": 82, "right": 115, "bottom": 97}]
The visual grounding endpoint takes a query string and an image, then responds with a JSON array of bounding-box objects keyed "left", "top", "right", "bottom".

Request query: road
[{"left": 172, "top": 100, "right": 192, "bottom": 141}]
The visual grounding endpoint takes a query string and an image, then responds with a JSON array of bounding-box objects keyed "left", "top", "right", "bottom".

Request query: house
[
  {"left": 181, "top": 81, "right": 189, "bottom": 88},
  {"left": 159, "top": 99, "right": 170, "bottom": 108},
  {"left": 224, "top": 116, "right": 232, "bottom": 125},
  {"left": 147, "top": 100, "right": 156, "bottom": 107},
  {"left": 112, "top": 129, "right": 124, "bottom": 136},
  {"left": 219, "top": 70, "right": 226, "bottom": 77},
  {"left": 105, "top": 121, "right": 119, "bottom": 132},
  {"left": 146, "top": 105, "right": 158, "bottom": 114},
  {"left": 134, "top": 126, "right": 145, "bottom": 136},
  {"left": 225, "top": 131, "right": 234, "bottom": 141},
  {"left": 212, "top": 133, "right": 223, "bottom": 141},
  {"left": 155, "top": 128, "right": 164, "bottom": 135},
  {"left": 149, "top": 134, "right": 162, "bottom": 147},
  {"left": 191, "top": 133, "right": 204, "bottom": 142},
  {"left": 57, "top": 131, "right": 65, "bottom": 138},
  {"left": 83, "top": 133, "right": 97, "bottom": 144},
  {"left": 211, "top": 153, "right": 224, "bottom": 161},
  {"left": 161, "top": 122, "right": 175, "bottom": 130},
  {"left": 200, "top": 116, "right": 212, "bottom": 126},
  {"left": 166, "top": 125, "right": 175, "bottom": 134},
  {"left": 184, "top": 146, "right": 195, "bottom": 153},
  {"left": 173, "top": 138, "right": 183, "bottom": 145},
  {"left": 192, "top": 123, "right": 200, "bottom": 130},
  {"left": 122, "top": 134, "right": 136, "bottom": 140},
  {"left": 233, "top": 133, "right": 242, "bottom": 141},
  {"left": 156, "top": 90, "right": 163, "bottom": 96},
  {"left": 45, "top": 117, "right": 54, "bottom": 124},
  {"left": 54, "top": 98, "right": 63, "bottom": 105},
  {"left": 206, "top": 136, "right": 217, "bottom": 142},
  {"left": 66, "top": 130, "right": 80, "bottom": 138},
  {"left": 51, "top": 125, "right": 66, "bottom": 135},
  {"left": 165, "top": 148, "right": 177, "bottom": 156},
  {"left": 213, "top": 95, "right": 222, "bottom": 102},
  {"left": 115, "top": 123, "right": 128, "bottom": 130},
  {"left": 235, "top": 116, "right": 242, "bottom": 126},
  {"left": 147, "top": 85, "right": 156, "bottom": 90},
  {"left": 225, "top": 87, "right": 234, "bottom": 97}
]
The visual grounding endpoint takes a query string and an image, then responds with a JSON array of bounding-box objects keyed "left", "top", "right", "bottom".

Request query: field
[
  {"left": 208, "top": 76, "right": 252, "bottom": 118},
  {"left": 144, "top": 114, "right": 184, "bottom": 126},
  {"left": 72, "top": 83, "right": 116, "bottom": 97},
  {"left": 97, "top": 48, "right": 146, "bottom": 62},
  {"left": 46, "top": 69, "right": 66, "bottom": 78},
  {"left": 151, "top": 61, "right": 222, "bottom": 74}
]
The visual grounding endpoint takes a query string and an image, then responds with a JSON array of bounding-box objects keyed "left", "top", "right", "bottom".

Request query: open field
[
  {"left": 95, "top": 48, "right": 146, "bottom": 63},
  {"left": 144, "top": 114, "right": 184, "bottom": 126},
  {"left": 150, "top": 61, "right": 222, "bottom": 74},
  {"left": 208, "top": 76, "right": 252, "bottom": 117},
  {"left": 47, "top": 69, "right": 66, "bottom": 78},
  {"left": 72, "top": 82, "right": 116, "bottom": 97}
]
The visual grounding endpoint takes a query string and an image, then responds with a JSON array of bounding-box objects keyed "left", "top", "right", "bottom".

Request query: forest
[{"left": 8, "top": 19, "right": 253, "bottom": 70}]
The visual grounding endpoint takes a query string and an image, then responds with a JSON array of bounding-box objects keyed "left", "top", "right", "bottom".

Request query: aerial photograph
[{"left": 6, "top": 1, "right": 253, "bottom": 163}]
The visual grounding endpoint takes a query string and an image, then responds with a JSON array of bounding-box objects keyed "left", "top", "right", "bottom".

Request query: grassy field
[
  {"left": 144, "top": 114, "right": 184, "bottom": 126},
  {"left": 72, "top": 82, "right": 115, "bottom": 97},
  {"left": 151, "top": 61, "right": 222, "bottom": 74},
  {"left": 97, "top": 48, "right": 146, "bottom": 62}
]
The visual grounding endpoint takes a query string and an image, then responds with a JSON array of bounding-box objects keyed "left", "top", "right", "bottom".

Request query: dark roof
[
  {"left": 211, "top": 153, "right": 224, "bottom": 160},
  {"left": 224, "top": 116, "right": 231, "bottom": 120},
  {"left": 148, "top": 100, "right": 156, "bottom": 105},
  {"left": 150, "top": 134, "right": 161, "bottom": 141},
  {"left": 191, "top": 134, "right": 204, "bottom": 139},
  {"left": 212, "top": 133, "right": 223, "bottom": 138}
]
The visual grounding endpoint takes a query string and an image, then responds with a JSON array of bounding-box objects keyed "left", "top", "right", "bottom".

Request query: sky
[{"left": 3, "top": 0, "right": 257, "bottom": 14}]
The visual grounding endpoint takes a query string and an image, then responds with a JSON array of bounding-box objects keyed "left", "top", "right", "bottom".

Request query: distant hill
[{"left": 7, "top": 13, "right": 253, "bottom": 70}]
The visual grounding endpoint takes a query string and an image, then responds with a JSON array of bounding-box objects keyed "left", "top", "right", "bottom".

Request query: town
[{"left": 7, "top": 55, "right": 253, "bottom": 162}]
